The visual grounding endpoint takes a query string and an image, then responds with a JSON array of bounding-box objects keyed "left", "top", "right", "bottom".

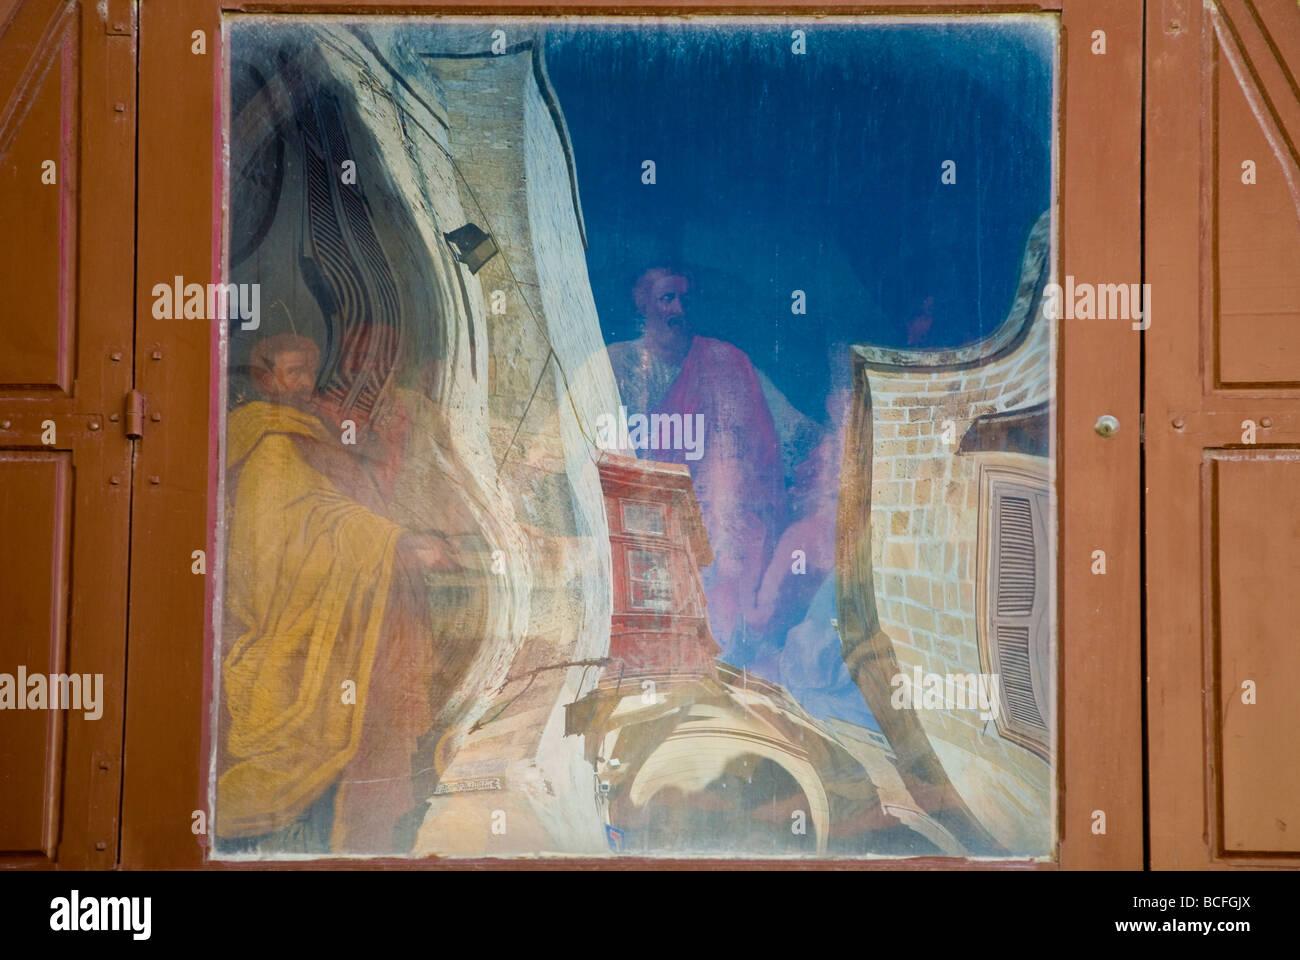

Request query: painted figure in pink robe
[
  {"left": 606, "top": 267, "right": 786, "bottom": 659},
  {"left": 746, "top": 379, "right": 851, "bottom": 679}
]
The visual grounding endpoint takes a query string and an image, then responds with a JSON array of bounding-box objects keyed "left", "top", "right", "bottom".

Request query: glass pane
[
  {"left": 622, "top": 500, "right": 666, "bottom": 536},
  {"left": 214, "top": 13, "right": 1058, "bottom": 860},
  {"left": 627, "top": 547, "right": 673, "bottom": 611}
]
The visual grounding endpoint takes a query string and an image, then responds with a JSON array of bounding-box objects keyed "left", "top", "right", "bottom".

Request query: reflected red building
[
  {"left": 560, "top": 453, "right": 938, "bottom": 856},
  {"left": 597, "top": 453, "right": 719, "bottom": 677}
]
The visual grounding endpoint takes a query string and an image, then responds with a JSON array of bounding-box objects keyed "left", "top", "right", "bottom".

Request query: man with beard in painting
[
  {"left": 217, "top": 330, "right": 459, "bottom": 855},
  {"left": 606, "top": 267, "right": 786, "bottom": 661}
]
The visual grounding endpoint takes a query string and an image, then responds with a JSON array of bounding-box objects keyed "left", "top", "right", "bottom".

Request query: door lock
[{"left": 1094, "top": 415, "right": 1120, "bottom": 437}]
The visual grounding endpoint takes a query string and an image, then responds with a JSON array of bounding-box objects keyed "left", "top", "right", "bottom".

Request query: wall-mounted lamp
[{"left": 444, "top": 222, "right": 499, "bottom": 274}]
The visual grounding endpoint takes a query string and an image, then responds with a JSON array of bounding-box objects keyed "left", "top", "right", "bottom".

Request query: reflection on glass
[{"left": 214, "top": 14, "right": 1058, "bottom": 860}]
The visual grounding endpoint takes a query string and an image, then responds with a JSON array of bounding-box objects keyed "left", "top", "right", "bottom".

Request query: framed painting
[{"left": 120, "top": 0, "right": 1144, "bottom": 869}]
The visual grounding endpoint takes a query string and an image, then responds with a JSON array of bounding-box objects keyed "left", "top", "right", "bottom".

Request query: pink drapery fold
[{"left": 650, "top": 336, "right": 786, "bottom": 654}]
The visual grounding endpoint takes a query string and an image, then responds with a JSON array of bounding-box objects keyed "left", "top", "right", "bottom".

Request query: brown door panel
[
  {"left": 0, "top": 0, "right": 77, "bottom": 394},
  {"left": 1147, "top": 0, "right": 1300, "bottom": 869},
  {"left": 0, "top": 0, "right": 135, "bottom": 869},
  {"left": 1213, "top": 0, "right": 1300, "bottom": 391},
  {"left": 1212, "top": 451, "right": 1300, "bottom": 855},
  {"left": 0, "top": 452, "right": 72, "bottom": 858}
]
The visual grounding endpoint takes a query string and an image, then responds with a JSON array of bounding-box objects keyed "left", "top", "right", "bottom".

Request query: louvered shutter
[{"left": 989, "top": 481, "right": 1052, "bottom": 754}]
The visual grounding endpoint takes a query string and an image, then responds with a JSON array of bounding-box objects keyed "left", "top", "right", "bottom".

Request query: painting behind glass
[{"left": 213, "top": 14, "right": 1058, "bottom": 859}]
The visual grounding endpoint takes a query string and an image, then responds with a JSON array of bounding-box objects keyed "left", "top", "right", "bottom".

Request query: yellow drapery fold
[{"left": 217, "top": 401, "right": 405, "bottom": 838}]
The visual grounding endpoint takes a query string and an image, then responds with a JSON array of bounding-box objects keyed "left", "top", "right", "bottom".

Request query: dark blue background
[{"left": 545, "top": 20, "right": 1055, "bottom": 419}]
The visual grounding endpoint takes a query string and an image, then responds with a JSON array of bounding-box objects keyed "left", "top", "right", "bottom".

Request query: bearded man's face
[
  {"left": 641, "top": 274, "right": 691, "bottom": 332},
  {"left": 255, "top": 348, "right": 318, "bottom": 409}
]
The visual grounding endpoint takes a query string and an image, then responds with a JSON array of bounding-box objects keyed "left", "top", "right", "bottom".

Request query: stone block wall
[{"left": 860, "top": 219, "right": 1055, "bottom": 855}]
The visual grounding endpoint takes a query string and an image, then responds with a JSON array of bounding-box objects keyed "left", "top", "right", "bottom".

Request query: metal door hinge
[
  {"left": 1140, "top": 412, "right": 1145, "bottom": 444},
  {"left": 105, "top": 0, "right": 134, "bottom": 36},
  {"left": 124, "top": 389, "right": 145, "bottom": 439}
]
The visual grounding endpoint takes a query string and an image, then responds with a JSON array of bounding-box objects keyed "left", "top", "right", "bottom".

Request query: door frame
[{"left": 122, "top": 0, "right": 1144, "bottom": 869}]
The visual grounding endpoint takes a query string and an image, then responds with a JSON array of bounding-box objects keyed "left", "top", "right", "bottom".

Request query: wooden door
[
  {"left": 1147, "top": 0, "right": 1300, "bottom": 869},
  {"left": 0, "top": 0, "right": 135, "bottom": 868}
]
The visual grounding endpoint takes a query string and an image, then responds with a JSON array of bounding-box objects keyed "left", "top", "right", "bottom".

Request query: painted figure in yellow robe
[{"left": 216, "top": 332, "right": 457, "bottom": 854}]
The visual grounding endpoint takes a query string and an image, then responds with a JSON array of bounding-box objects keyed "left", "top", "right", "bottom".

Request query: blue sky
[{"left": 545, "top": 18, "right": 1055, "bottom": 418}]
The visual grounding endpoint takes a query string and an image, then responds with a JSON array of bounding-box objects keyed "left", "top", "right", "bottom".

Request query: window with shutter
[{"left": 979, "top": 465, "right": 1053, "bottom": 758}]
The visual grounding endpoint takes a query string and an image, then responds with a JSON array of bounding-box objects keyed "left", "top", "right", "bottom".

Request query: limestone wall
[{"left": 858, "top": 212, "right": 1055, "bottom": 856}]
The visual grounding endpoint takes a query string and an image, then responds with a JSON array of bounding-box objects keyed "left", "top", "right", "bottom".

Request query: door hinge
[
  {"left": 105, "top": 0, "right": 134, "bottom": 36},
  {"left": 124, "top": 389, "right": 146, "bottom": 439},
  {"left": 1140, "top": 411, "right": 1145, "bottom": 444}
]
